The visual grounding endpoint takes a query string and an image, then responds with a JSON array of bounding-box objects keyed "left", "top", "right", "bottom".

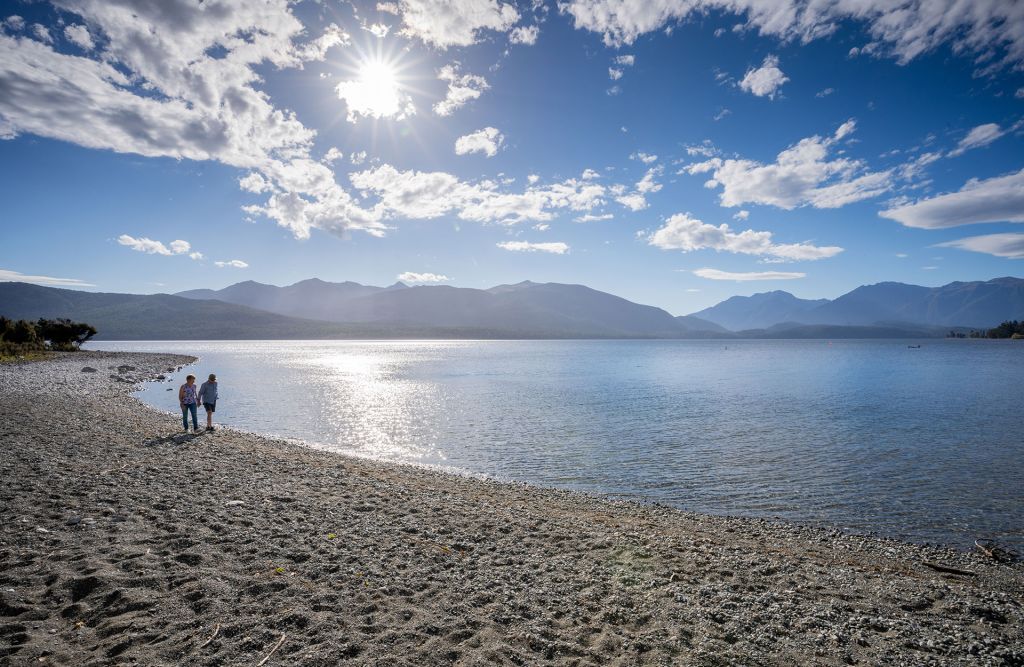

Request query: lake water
[{"left": 89, "top": 339, "right": 1024, "bottom": 550}]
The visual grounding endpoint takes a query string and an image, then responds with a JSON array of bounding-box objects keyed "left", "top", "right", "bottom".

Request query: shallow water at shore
[{"left": 89, "top": 339, "right": 1024, "bottom": 549}]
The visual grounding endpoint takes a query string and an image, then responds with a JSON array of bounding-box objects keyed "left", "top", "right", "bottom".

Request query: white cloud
[
  {"left": 398, "top": 271, "right": 450, "bottom": 282},
  {"left": 2, "top": 16, "right": 25, "bottom": 31},
  {"left": 613, "top": 54, "right": 635, "bottom": 66},
  {"left": 0, "top": 4, "right": 386, "bottom": 244},
  {"left": 455, "top": 127, "right": 504, "bottom": 157},
  {"left": 739, "top": 55, "right": 788, "bottom": 98},
  {"left": 363, "top": 22, "right": 391, "bottom": 38},
  {"left": 608, "top": 67, "right": 623, "bottom": 80},
  {"left": 350, "top": 150, "right": 368, "bottom": 165},
  {"left": 63, "top": 24, "right": 93, "bottom": 50},
  {"left": 575, "top": 213, "right": 613, "bottom": 222},
  {"left": 947, "top": 122, "right": 1013, "bottom": 157},
  {"left": 1017, "top": 87, "right": 1024, "bottom": 99},
  {"left": 816, "top": 87, "right": 835, "bottom": 98},
  {"left": 879, "top": 168, "right": 1024, "bottom": 229},
  {"left": 615, "top": 193, "right": 648, "bottom": 211},
  {"left": 581, "top": 168, "right": 601, "bottom": 180},
  {"left": 733, "top": 210, "right": 749, "bottom": 220},
  {"left": 527, "top": 174, "right": 540, "bottom": 184},
  {"left": 895, "top": 253, "right": 908, "bottom": 258},
  {"left": 169, "top": 239, "right": 191, "bottom": 254},
  {"left": 648, "top": 213, "right": 843, "bottom": 262},
  {"left": 558, "top": 1, "right": 1024, "bottom": 70},
  {"left": 635, "top": 166, "right": 663, "bottom": 194},
  {"left": 335, "top": 64, "right": 416, "bottom": 122},
  {"left": 215, "top": 260, "right": 249, "bottom": 268},
  {"left": 937, "top": 233, "right": 1024, "bottom": 259},
  {"left": 386, "top": 0, "right": 520, "bottom": 49},
  {"left": 496, "top": 241, "right": 569, "bottom": 254},
  {"left": 189, "top": 252, "right": 204, "bottom": 261},
  {"left": 685, "top": 140, "right": 718, "bottom": 157},
  {"left": 687, "top": 120, "right": 891, "bottom": 210},
  {"left": 118, "top": 234, "right": 191, "bottom": 256},
  {"left": 630, "top": 151, "right": 657, "bottom": 163},
  {"left": 322, "top": 147, "right": 344, "bottom": 164},
  {"left": 509, "top": 25, "right": 539, "bottom": 45},
  {"left": 533, "top": 223, "right": 550, "bottom": 231},
  {"left": 350, "top": 165, "right": 607, "bottom": 225},
  {"left": 693, "top": 268, "right": 806, "bottom": 281},
  {"left": 434, "top": 64, "right": 489, "bottom": 116},
  {"left": 31, "top": 24, "right": 52, "bottom": 43},
  {"left": 0, "top": 268, "right": 94, "bottom": 287}
]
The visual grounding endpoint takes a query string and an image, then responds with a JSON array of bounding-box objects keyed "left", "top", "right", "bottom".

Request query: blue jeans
[{"left": 182, "top": 403, "right": 198, "bottom": 430}]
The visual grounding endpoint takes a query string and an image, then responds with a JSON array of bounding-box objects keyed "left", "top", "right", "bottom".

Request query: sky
[{"left": 1, "top": 0, "right": 1023, "bottom": 315}]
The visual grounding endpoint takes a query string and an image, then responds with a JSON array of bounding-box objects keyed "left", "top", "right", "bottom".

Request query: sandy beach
[{"left": 1, "top": 352, "right": 1021, "bottom": 666}]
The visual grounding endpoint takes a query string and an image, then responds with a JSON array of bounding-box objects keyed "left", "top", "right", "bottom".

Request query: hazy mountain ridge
[
  {"left": 692, "top": 278, "right": 1024, "bottom": 331},
  {"left": 177, "top": 278, "right": 726, "bottom": 337}
]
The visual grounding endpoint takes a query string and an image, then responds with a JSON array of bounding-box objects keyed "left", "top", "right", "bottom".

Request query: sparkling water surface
[{"left": 89, "top": 339, "right": 1024, "bottom": 550}]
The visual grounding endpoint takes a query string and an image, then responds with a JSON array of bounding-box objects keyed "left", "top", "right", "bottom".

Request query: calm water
[{"left": 89, "top": 339, "right": 1024, "bottom": 550}]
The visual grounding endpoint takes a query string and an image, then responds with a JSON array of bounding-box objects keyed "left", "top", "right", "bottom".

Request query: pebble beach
[{"left": 1, "top": 351, "right": 1022, "bottom": 666}]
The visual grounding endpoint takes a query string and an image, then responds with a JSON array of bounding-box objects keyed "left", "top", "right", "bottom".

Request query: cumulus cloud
[
  {"left": 0, "top": 2, "right": 386, "bottom": 243},
  {"left": 937, "top": 233, "right": 1024, "bottom": 259},
  {"left": 879, "top": 168, "right": 1024, "bottom": 229},
  {"left": 509, "top": 25, "right": 539, "bottom": 45},
  {"left": 335, "top": 64, "right": 416, "bottom": 122},
  {"left": 684, "top": 120, "right": 891, "bottom": 209},
  {"left": 693, "top": 268, "right": 806, "bottom": 281},
  {"left": 496, "top": 241, "right": 569, "bottom": 254},
  {"left": 2, "top": 16, "right": 25, "bottom": 31},
  {"left": 434, "top": 63, "right": 489, "bottom": 116},
  {"left": 350, "top": 165, "right": 607, "bottom": 225},
  {"left": 215, "top": 259, "right": 249, "bottom": 268},
  {"left": 648, "top": 213, "right": 843, "bottom": 262},
  {"left": 0, "top": 268, "right": 94, "bottom": 287},
  {"left": 118, "top": 234, "right": 195, "bottom": 257},
  {"left": 559, "top": 0, "right": 1024, "bottom": 70},
  {"left": 322, "top": 147, "right": 344, "bottom": 164},
  {"left": 63, "top": 24, "right": 93, "bottom": 50},
  {"left": 398, "top": 271, "right": 450, "bottom": 282},
  {"left": 739, "top": 55, "right": 788, "bottom": 98},
  {"left": 455, "top": 127, "right": 504, "bottom": 157},
  {"left": 383, "top": 0, "right": 520, "bottom": 49},
  {"left": 630, "top": 151, "right": 657, "bottom": 163}
]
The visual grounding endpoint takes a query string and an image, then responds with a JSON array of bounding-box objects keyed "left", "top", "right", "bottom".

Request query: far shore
[{"left": 1, "top": 351, "right": 1021, "bottom": 665}]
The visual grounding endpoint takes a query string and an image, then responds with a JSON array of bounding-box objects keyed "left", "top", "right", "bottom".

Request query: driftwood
[
  {"left": 198, "top": 623, "right": 220, "bottom": 649},
  {"left": 922, "top": 561, "right": 976, "bottom": 576},
  {"left": 975, "top": 539, "right": 1018, "bottom": 564},
  {"left": 255, "top": 633, "right": 286, "bottom": 666}
]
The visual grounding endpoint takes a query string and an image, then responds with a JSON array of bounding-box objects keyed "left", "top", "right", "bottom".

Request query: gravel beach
[{"left": 1, "top": 352, "right": 1022, "bottom": 666}]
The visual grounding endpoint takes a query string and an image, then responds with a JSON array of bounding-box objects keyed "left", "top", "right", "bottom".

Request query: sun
[{"left": 334, "top": 56, "right": 414, "bottom": 122}]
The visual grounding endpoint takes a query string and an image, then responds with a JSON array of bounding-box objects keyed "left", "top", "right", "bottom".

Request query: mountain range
[
  {"left": 692, "top": 277, "right": 1024, "bottom": 331},
  {"left": 0, "top": 276, "right": 1020, "bottom": 340}
]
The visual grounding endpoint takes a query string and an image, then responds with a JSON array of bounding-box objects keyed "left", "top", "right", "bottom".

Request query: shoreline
[{"left": 1, "top": 351, "right": 1021, "bottom": 665}]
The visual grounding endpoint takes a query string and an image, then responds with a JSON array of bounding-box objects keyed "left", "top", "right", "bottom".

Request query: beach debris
[
  {"left": 80, "top": 367, "right": 97, "bottom": 373},
  {"left": 255, "top": 633, "right": 286, "bottom": 666},
  {"left": 198, "top": 623, "right": 220, "bottom": 649},
  {"left": 224, "top": 500, "right": 246, "bottom": 507},
  {"left": 975, "top": 539, "right": 1019, "bottom": 564},
  {"left": 327, "top": 533, "right": 337, "bottom": 540},
  {"left": 922, "top": 561, "right": 975, "bottom": 576}
]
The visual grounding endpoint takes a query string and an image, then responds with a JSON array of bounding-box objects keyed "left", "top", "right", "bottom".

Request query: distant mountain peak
[{"left": 386, "top": 281, "right": 408, "bottom": 290}]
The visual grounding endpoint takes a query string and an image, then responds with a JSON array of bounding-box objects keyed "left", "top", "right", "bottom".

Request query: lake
[{"left": 89, "top": 339, "right": 1024, "bottom": 550}]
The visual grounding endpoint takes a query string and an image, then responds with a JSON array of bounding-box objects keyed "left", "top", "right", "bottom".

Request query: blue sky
[{"left": 1, "top": 0, "right": 1023, "bottom": 315}]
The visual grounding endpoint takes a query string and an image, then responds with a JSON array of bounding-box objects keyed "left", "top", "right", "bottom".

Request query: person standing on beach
[
  {"left": 178, "top": 374, "right": 200, "bottom": 433},
  {"left": 198, "top": 373, "right": 218, "bottom": 432}
]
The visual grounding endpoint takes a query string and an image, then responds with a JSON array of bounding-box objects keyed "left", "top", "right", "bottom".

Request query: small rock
[
  {"left": 117, "top": 365, "right": 136, "bottom": 372},
  {"left": 156, "top": 374, "right": 166, "bottom": 380},
  {"left": 224, "top": 500, "right": 246, "bottom": 507},
  {"left": 80, "top": 367, "right": 97, "bottom": 373},
  {"left": 35, "top": 527, "right": 50, "bottom": 534},
  {"left": 66, "top": 516, "right": 82, "bottom": 526}
]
